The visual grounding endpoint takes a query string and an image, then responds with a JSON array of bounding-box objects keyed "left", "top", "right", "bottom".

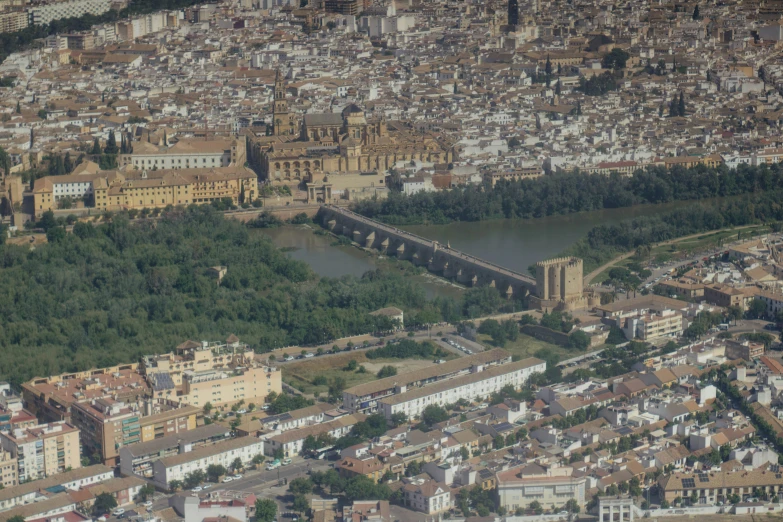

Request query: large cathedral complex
[{"left": 248, "top": 69, "right": 455, "bottom": 203}]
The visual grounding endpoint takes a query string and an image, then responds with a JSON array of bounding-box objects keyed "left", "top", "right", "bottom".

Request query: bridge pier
[{"left": 316, "top": 206, "right": 540, "bottom": 299}]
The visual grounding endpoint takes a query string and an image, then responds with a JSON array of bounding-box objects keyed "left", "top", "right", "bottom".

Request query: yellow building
[
  {"left": 0, "top": 422, "right": 81, "bottom": 482},
  {"left": 249, "top": 72, "right": 454, "bottom": 203},
  {"left": 141, "top": 336, "right": 281, "bottom": 410},
  {"left": 139, "top": 405, "right": 198, "bottom": 442},
  {"left": 32, "top": 166, "right": 257, "bottom": 216}
]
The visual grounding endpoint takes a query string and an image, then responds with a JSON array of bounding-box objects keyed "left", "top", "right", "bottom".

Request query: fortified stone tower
[{"left": 531, "top": 257, "right": 591, "bottom": 311}]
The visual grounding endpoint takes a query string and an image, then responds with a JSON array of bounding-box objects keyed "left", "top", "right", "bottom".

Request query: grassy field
[
  {"left": 476, "top": 333, "right": 574, "bottom": 362},
  {"left": 282, "top": 349, "right": 457, "bottom": 395}
]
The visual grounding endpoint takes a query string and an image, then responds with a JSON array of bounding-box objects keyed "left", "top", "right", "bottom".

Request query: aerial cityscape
[{"left": 3, "top": 0, "right": 783, "bottom": 520}]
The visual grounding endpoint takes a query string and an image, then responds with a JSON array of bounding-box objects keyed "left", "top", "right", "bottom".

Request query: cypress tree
[
  {"left": 64, "top": 152, "right": 72, "bottom": 173},
  {"left": 91, "top": 138, "right": 101, "bottom": 155},
  {"left": 678, "top": 92, "right": 686, "bottom": 117}
]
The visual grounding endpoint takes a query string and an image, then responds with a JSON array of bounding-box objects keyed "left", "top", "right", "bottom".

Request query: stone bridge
[{"left": 318, "top": 205, "right": 537, "bottom": 299}]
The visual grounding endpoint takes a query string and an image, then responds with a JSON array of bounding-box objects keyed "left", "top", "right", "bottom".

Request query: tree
[
  {"left": 545, "top": 55, "right": 552, "bottom": 77},
  {"left": 93, "top": 492, "right": 117, "bottom": 514},
  {"left": 421, "top": 404, "right": 449, "bottom": 427},
  {"left": 669, "top": 94, "right": 678, "bottom": 117},
  {"left": 747, "top": 298, "right": 767, "bottom": 319},
  {"left": 493, "top": 435, "right": 505, "bottom": 449},
  {"left": 292, "top": 494, "right": 309, "bottom": 514},
  {"left": 207, "top": 464, "right": 226, "bottom": 482},
  {"left": 255, "top": 498, "right": 277, "bottom": 522},
  {"left": 661, "top": 499, "right": 670, "bottom": 509},
  {"left": 565, "top": 498, "right": 580, "bottom": 514},
  {"left": 105, "top": 132, "right": 118, "bottom": 154},
  {"left": 230, "top": 457, "right": 243, "bottom": 471},
  {"left": 569, "top": 330, "right": 591, "bottom": 351},
  {"left": 136, "top": 483, "right": 156, "bottom": 502},
  {"left": 183, "top": 470, "right": 205, "bottom": 489},
  {"left": 405, "top": 460, "right": 421, "bottom": 477},
  {"left": 390, "top": 412, "right": 408, "bottom": 427},
  {"left": 530, "top": 500, "right": 544, "bottom": 515},
  {"left": 289, "top": 477, "right": 314, "bottom": 496},
  {"left": 678, "top": 92, "right": 686, "bottom": 117},
  {"left": 252, "top": 454, "right": 265, "bottom": 465},
  {"left": 377, "top": 365, "right": 397, "bottom": 378},
  {"left": 91, "top": 138, "right": 101, "bottom": 155},
  {"left": 273, "top": 448, "right": 285, "bottom": 461},
  {"left": 603, "top": 48, "right": 630, "bottom": 69},
  {"left": 37, "top": 109, "right": 47, "bottom": 120},
  {"left": 203, "top": 402, "right": 213, "bottom": 414},
  {"left": 692, "top": 4, "right": 700, "bottom": 19},
  {"left": 168, "top": 480, "right": 183, "bottom": 491},
  {"left": 555, "top": 80, "right": 561, "bottom": 95}
]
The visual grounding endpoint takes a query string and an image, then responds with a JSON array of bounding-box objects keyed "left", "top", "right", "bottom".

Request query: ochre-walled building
[
  {"left": 32, "top": 166, "right": 256, "bottom": 215},
  {"left": 249, "top": 70, "right": 454, "bottom": 202}
]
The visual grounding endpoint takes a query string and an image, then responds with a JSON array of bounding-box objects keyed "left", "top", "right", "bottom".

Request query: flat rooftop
[
  {"left": 345, "top": 348, "right": 511, "bottom": 398},
  {"left": 122, "top": 424, "right": 231, "bottom": 458},
  {"left": 379, "top": 357, "right": 546, "bottom": 406}
]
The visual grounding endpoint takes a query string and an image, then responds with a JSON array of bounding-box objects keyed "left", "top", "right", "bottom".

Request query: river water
[{"left": 260, "top": 199, "right": 711, "bottom": 297}]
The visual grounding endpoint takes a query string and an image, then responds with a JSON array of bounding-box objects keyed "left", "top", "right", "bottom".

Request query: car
[
  {"left": 222, "top": 476, "right": 234, "bottom": 483},
  {"left": 113, "top": 509, "right": 126, "bottom": 517},
  {"left": 237, "top": 409, "right": 247, "bottom": 414},
  {"left": 142, "top": 501, "right": 153, "bottom": 508},
  {"left": 282, "top": 458, "right": 292, "bottom": 466},
  {"left": 261, "top": 405, "right": 270, "bottom": 410},
  {"left": 284, "top": 356, "right": 294, "bottom": 362},
  {"left": 266, "top": 463, "right": 280, "bottom": 471},
  {"left": 191, "top": 487, "right": 203, "bottom": 492},
  {"left": 233, "top": 474, "right": 243, "bottom": 480},
  {"left": 202, "top": 484, "right": 212, "bottom": 489},
  {"left": 304, "top": 352, "right": 314, "bottom": 358}
]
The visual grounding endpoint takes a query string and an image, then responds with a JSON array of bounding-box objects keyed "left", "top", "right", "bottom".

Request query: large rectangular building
[
  {"left": 378, "top": 357, "right": 546, "bottom": 421},
  {"left": 0, "top": 422, "right": 81, "bottom": 482},
  {"left": 0, "top": 464, "right": 113, "bottom": 511},
  {"left": 71, "top": 399, "right": 139, "bottom": 466},
  {"left": 496, "top": 464, "right": 586, "bottom": 512},
  {"left": 28, "top": 0, "right": 111, "bottom": 26},
  {"left": 264, "top": 414, "right": 366, "bottom": 459},
  {"left": 118, "top": 138, "right": 246, "bottom": 170},
  {"left": 142, "top": 338, "right": 281, "bottom": 410},
  {"left": 342, "top": 348, "right": 512, "bottom": 414},
  {"left": 21, "top": 364, "right": 148, "bottom": 423},
  {"left": 119, "top": 424, "right": 230, "bottom": 479},
  {"left": 32, "top": 166, "right": 257, "bottom": 216},
  {"left": 151, "top": 437, "right": 263, "bottom": 489}
]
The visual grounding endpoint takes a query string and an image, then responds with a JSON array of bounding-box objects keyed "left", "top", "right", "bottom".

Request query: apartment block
[
  {"left": 151, "top": 437, "right": 263, "bottom": 489},
  {"left": 342, "top": 348, "right": 512, "bottom": 414},
  {"left": 0, "top": 9, "right": 27, "bottom": 33},
  {"left": 264, "top": 414, "right": 366, "bottom": 458},
  {"left": 119, "top": 424, "right": 230, "bottom": 478},
  {"left": 621, "top": 309, "right": 683, "bottom": 341},
  {"left": 21, "top": 364, "right": 148, "bottom": 423},
  {"left": 142, "top": 337, "right": 281, "bottom": 410},
  {"left": 0, "top": 465, "right": 113, "bottom": 512},
  {"left": 72, "top": 400, "right": 195, "bottom": 466},
  {"left": 70, "top": 399, "right": 142, "bottom": 466},
  {"left": 28, "top": 0, "right": 111, "bottom": 26},
  {"left": 497, "top": 464, "right": 586, "bottom": 512},
  {"left": 0, "top": 451, "right": 18, "bottom": 489},
  {"left": 378, "top": 357, "right": 546, "bottom": 421},
  {"left": 0, "top": 422, "right": 81, "bottom": 482}
]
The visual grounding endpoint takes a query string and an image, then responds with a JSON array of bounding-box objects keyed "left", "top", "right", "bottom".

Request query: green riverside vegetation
[
  {"left": 352, "top": 163, "right": 783, "bottom": 225},
  {"left": 0, "top": 206, "right": 521, "bottom": 385}
]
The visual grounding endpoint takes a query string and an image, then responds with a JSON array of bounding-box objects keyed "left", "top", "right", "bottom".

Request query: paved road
[{"left": 141, "top": 458, "right": 333, "bottom": 514}]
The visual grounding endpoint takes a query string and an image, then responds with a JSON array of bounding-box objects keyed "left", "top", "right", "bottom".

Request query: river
[{"left": 260, "top": 199, "right": 714, "bottom": 297}]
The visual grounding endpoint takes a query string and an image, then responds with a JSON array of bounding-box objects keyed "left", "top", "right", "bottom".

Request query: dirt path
[{"left": 584, "top": 224, "right": 761, "bottom": 284}]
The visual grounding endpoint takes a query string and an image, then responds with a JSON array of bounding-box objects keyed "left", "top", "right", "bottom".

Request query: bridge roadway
[{"left": 319, "top": 205, "right": 537, "bottom": 298}]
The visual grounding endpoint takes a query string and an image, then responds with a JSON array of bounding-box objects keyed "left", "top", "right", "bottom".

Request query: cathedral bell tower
[{"left": 273, "top": 68, "right": 296, "bottom": 136}]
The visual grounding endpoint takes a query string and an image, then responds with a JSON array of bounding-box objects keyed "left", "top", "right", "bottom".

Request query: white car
[
  {"left": 112, "top": 509, "right": 125, "bottom": 517},
  {"left": 237, "top": 409, "right": 247, "bottom": 414},
  {"left": 202, "top": 484, "right": 212, "bottom": 489},
  {"left": 232, "top": 474, "right": 243, "bottom": 480},
  {"left": 191, "top": 487, "right": 203, "bottom": 492},
  {"left": 304, "top": 352, "right": 314, "bottom": 358},
  {"left": 222, "top": 476, "right": 234, "bottom": 483},
  {"left": 142, "top": 501, "right": 153, "bottom": 508},
  {"left": 284, "top": 356, "right": 294, "bottom": 361}
]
